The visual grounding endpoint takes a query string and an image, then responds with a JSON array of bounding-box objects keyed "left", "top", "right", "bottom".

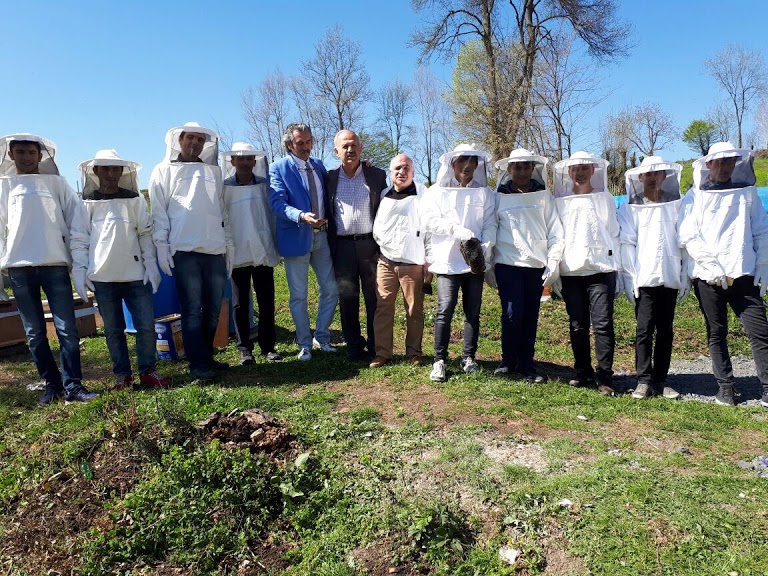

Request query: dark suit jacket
[{"left": 324, "top": 163, "right": 388, "bottom": 257}]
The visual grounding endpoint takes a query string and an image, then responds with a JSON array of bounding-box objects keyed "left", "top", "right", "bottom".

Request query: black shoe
[
  {"left": 715, "top": 384, "right": 735, "bottom": 406},
  {"left": 239, "top": 350, "right": 255, "bottom": 366},
  {"left": 761, "top": 390, "right": 768, "bottom": 408},
  {"left": 521, "top": 371, "right": 547, "bottom": 384},
  {"left": 212, "top": 360, "right": 230, "bottom": 371},
  {"left": 568, "top": 377, "right": 594, "bottom": 388},
  {"left": 38, "top": 383, "right": 64, "bottom": 406},
  {"left": 190, "top": 368, "right": 216, "bottom": 381},
  {"left": 64, "top": 385, "right": 98, "bottom": 403}
]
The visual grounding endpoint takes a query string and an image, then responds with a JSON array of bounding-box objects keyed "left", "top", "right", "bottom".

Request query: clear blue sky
[{"left": 2, "top": 0, "right": 767, "bottom": 188}]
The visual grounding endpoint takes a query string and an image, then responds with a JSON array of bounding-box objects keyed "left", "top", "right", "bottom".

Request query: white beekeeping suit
[
  {"left": 70, "top": 150, "right": 161, "bottom": 299},
  {"left": 0, "top": 134, "right": 83, "bottom": 275},
  {"left": 678, "top": 142, "right": 768, "bottom": 291},
  {"left": 619, "top": 156, "right": 685, "bottom": 304},
  {"left": 492, "top": 148, "right": 564, "bottom": 286},
  {"left": 421, "top": 144, "right": 496, "bottom": 274},
  {"left": 552, "top": 151, "right": 621, "bottom": 282},
  {"left": 221, "top": 143, "right": 279, "bottom": 269},
  {"left": 373, "top": 180, "right": 428, "bottom": 265},
  {"left": 148, "top": 122, "right": 230, "bottom": 275}
]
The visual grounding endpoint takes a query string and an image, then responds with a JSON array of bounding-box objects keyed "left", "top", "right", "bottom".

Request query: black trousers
[
  {"left": 333, "top": 236, "right": 379, "bottom": 357},
  {"left": 561, "top": 272, "right": 615, "bottom": 384},
  {"left": 635, "top": 286, "right": 678, "bottom": 387},
  {"left": 693, "top": 275, "right": 768, "bottom": 385},
  {"left": 231, "top": 265, "right": 276, "bottom": 355}
]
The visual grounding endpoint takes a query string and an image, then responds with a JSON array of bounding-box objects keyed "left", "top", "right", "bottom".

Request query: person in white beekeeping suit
[
  {"left": 222, "top": 142, "right": 282, "bottom": 366},
  {"left": 369, "top": 153, "right": 430, "bottom": 369},
  {"left": 619, "top": 156, "right": 686, "bottom": 400},
  {"left": 678, "top": 142, "right": 768, "bottom": 407},
  {"left": 149, "top": 122, "right": 233, "bottom": 381},
  {"left": 70, "top": 149, "right": 171, "bottom": 392},
  {"left": 0, "top": 134, "right": 97, "bottom": 404},
  {"left": 491, "top": 148, "right": 564, "bottom": 383},
  {"left": 553, "top": 151, "right": 621, "bottom": 395},
  {"left": 421, "top": 144, "right": 496, "bottom": 382}
]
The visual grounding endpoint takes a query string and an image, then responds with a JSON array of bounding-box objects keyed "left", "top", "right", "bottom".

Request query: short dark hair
[{"left": 9, "top": 140, "right": 42, "bottom": 153}]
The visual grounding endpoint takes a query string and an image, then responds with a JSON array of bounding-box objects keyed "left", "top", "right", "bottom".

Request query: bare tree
[
  {"left": 600, "top": 110, "right": 633, "bottom": 191},
  {"left": 211, "top": 120, "right": 235, "bottom": 155},
  {"left": 411, "top": 0, "right": 630, "bottom": 159},
  {"left": 413, "top": 66, "right": 451, "bottom": 185},
  {"left": 705, "top": 44, "right": 768, "bottom": 147},
  {"left": 707, "top": 101, "right": 737, "bottom": 143},
  {"left": 625, "top": 102, "right": 677, "bottom": 156},
  {"left": 303, "top": 25, "right": 371, "bottom": 132},
  {"left": 288, "top": 76, "right": 334, "bottom": 161},
  {"left": 375, "top": 80, "right": 413, "bottom": 151},
  {"left": 530, "top": 32, "right": 609, "bottom": 160},
  {"left": 241, "top": 68, "right": 290, "bottom": 162},
  {"left": 754, "top": 99, "right": 768, "bottom": 149}
]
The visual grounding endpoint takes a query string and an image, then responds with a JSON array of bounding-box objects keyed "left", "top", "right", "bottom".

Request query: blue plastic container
[{"left": 122, "top": 271, "right": 180, "bottom": 334}]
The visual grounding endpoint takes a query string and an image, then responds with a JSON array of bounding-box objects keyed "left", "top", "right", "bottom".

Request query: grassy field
[{"left": 1, "top": 266, "right": 767, "bottom": 575}]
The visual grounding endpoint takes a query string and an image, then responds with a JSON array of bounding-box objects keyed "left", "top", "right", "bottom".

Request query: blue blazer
[{"left": 269, "top": 155, "right": 328, "bottom": 257}]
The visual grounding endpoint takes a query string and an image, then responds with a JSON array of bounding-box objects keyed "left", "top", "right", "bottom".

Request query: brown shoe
[
  {"left": 409, "top": 356, "right": 422, "bottom": 366},
  {"left": 597, "top": 384, "right": 615, "bottom": 396},
  {"left": 369, "top": 356, "right": 390, "bottom": 368}
]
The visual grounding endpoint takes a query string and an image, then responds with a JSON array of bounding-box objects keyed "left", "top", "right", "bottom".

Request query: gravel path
[{"left": 614, "top": 355, "right": 766, "bottom": 408}]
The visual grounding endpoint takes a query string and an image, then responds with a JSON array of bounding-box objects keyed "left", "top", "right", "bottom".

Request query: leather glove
[
  {"left": 452, "top": 225, "right": 475, "bottom": 242},
  {"left": 614, "top": 273, "right": 624, "bottom": 298},
  {"left": 0, "top": 273, "right": 9, "bottom": 301},
  {"left": 226, "top": 245, "right": 235, "bottom": 278},
  {"left": 754, "top": 263, "right": 768, "bottom": 297},
  {"left": 73, "top": 268, "right": 90, "bottom": 302},
  {"left": 143, "top": 259, "right": 162, "bottom": 294},
  {"left": 156, "top": 243, "right": 175, "bottom": 276},
  {"left": 678, "top": 274, "right": 691, "bottom": 302},
  {"left": 551, "top": 277, "right": 563, "bottom": 299},
  {"left": 542, "top": 259, "right": 560, "bottom": 288},
  {"left": 623, "top": 274, "right": 635, "bottom": 305}
]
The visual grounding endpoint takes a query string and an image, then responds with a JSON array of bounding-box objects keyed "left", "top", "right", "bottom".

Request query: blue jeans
[
  {"left": 496, "top": 264, "right": 544, "bottom": 373},
  {"left": 94, "top": 280, "right": 156, "bottom": 376},
  {"left": 8, "top": 266, "right": 82, "bottom": 393},
  {"left": 433, "top": 272, "right": 484, "bottom": 361},
  {"left": 172, "top": 251, "right": 227, "bottom": 372},
  {"left": 283, "top": 230, "right": 338, "bottom": 349}
]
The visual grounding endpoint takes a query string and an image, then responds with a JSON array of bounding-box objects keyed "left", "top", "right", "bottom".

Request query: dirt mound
[{"left": 196, "top": 409, "right": 295, "bottom": 455}]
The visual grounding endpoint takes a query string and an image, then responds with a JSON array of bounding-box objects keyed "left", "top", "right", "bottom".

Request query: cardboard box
[
  {"left": 44, "top": 295, "right": 98, "bottom": 339},
  {"left": 0, "top": 298, "right": 27, "bottom": 348},
  {"left": 155, "top": 313, "right": 185, "bottom": 361}
]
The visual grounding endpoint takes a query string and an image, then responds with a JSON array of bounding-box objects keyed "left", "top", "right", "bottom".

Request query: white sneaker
[
  {"left": 430, "top": 360, "right": 446, "bottom": 382},
  {"left": 297, "top": 348, "right": 312, "bottom": 361},
  {"left": 461, "top": 357, "right": 478, "bottom": 374},
  {"left": 312, "top": 338, "right": 337, "bottom": 352}
]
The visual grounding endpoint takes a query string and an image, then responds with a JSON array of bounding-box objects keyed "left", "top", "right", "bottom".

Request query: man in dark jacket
[{"left": 325, "top": 130, "right": 388, "bottom": 360}]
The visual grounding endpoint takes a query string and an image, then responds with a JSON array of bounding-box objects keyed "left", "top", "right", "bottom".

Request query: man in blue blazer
[{"left": 270, "top": 123, "right": 339, "bottom": 361}]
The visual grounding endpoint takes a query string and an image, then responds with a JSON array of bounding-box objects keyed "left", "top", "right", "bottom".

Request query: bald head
[
  {"left": 334, "top": 130, "right": 362, "bottom": 174},
  {"left": 390, "top": 153, "right": 414, "bottom": 191}
]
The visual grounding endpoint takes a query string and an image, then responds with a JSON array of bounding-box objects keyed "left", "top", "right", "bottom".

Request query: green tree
[
  {"left": 359, "top": 133, "right": 398, "bottom": 171},
  {"left": 682, "top": 120, "right": 718, "bottom": 156}
]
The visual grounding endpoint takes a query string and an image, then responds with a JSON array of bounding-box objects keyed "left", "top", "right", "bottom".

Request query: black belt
[{"left": 338, "top": 233, "right": 373, "bottom": 241}]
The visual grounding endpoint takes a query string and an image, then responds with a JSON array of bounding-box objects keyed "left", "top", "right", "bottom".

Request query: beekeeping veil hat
[
  {"left": 552, "top": 151, "right": 609, "bottom": 198},
  {"left": 163, "top": 121, "right": 219, "bottom": 165},
  {"left": 494, "top": 148, "right": 548, "bottom": 191},
  {"left": 222, "top": 142, "right": 268, "bottom": 182},
  {"left": 0, "top": 133, "right": 59, "bottom": 176},
  {"left": 78, "top": 149, "right": 141, "bottom": 197},
  {"left": 436, "top": 143, "right": 491, "bottom": 188},
  {"left": 624, "top": 156, "right": 681, "bottom": 204},
  {"left": 693, "top": 141, "right": 755, "bottom": 190}
]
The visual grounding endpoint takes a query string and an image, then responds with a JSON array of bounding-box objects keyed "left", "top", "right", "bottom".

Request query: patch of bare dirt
[
  {"left": 347, "top": 535, "right": 422, "bottom": 576},
  {"left": 196, "top": 408, "right": 296, "bottom": 458},
  {"left": 1, "top": 440, "right": 146, "bottom": 576}
]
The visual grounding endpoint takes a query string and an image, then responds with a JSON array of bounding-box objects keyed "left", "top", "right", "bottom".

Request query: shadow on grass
[{"left": 0, "top": 385, "right": 38, "bottom": 408}]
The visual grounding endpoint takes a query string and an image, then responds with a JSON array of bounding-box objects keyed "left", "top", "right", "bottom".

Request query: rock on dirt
[{"left": 196, "top": 409, "right": 294, "bottom": 454}]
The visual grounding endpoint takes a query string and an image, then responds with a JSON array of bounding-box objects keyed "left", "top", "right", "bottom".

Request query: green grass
[{"left": 1, "top": 264, "right": 767, "bottom": 575}]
